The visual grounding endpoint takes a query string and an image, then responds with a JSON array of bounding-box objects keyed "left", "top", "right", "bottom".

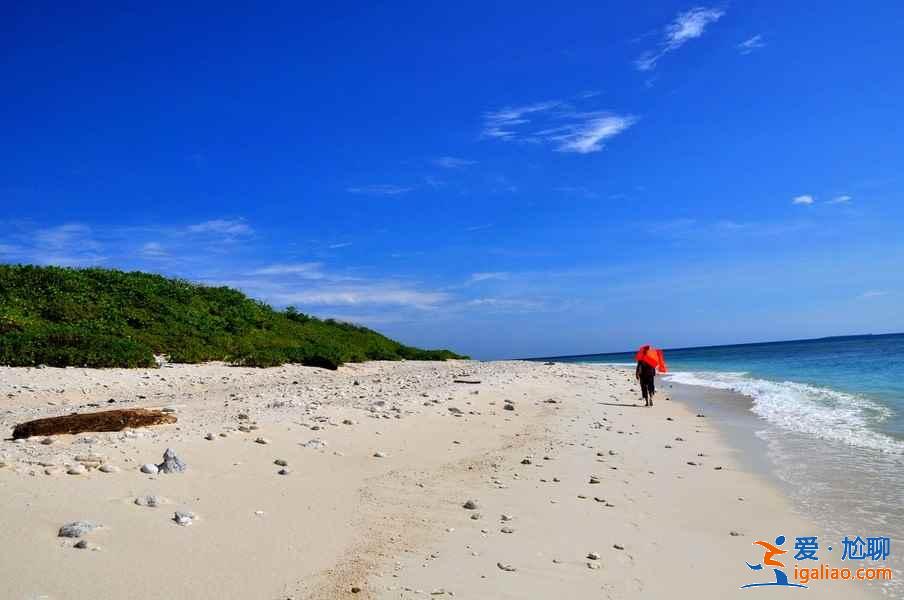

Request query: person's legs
[{"left": 642, "top": 376, "right": 655, "bottom": 406}]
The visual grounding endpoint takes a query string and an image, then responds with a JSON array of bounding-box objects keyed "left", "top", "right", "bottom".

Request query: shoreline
[{"left": 0, "top": 361, "right": 885, "bottom": 598}]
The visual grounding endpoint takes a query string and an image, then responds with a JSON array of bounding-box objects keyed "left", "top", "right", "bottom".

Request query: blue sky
[{"left": 3, "top": 2, "right": 903, "bottom": 359}]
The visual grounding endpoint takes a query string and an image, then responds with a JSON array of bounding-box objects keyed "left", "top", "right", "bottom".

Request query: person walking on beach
[{"left": 635, "top": 355, "right": 657, "bottom": 407}]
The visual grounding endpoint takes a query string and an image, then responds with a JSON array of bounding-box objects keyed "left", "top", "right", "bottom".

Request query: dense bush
[{"left": 0, "top": 264, "right": 464, "bottom": 369}]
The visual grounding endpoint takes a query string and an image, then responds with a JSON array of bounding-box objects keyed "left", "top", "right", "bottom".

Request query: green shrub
[{"left": 0, "top": 264, "right": 464, "bottom": 369}]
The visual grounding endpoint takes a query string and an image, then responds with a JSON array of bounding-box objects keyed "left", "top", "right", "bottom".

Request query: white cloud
[
  {"left": 273, "top": 286, "right": 448, "bottom": 309},
  {"left": 737, "top": 34, "right": 766, "bottom": 55},
  {"left": 139, "top": 242, "right": 168, "bottom": 258},
  {"left": 482, "top": 101, "right": 561, "bottom": 139},
  {"left": 635, "top": 6, "right": 726, "bottom": 71},
  {"left": 482, "top": 100, "right": 636, "bottom": 154},
  {"left": 827, "top": 194, "right": 852, "bottom": 205},
  {"left": 468, "top": 272, "right": 510, "bottom": 283},
  {"left": 328, "top": 242, "right": 353, "bottom": 249},
  {"left": 433, "top": 156, "right": 476, "bottom": 169},
  {"left": 251, "top": 263, "right": 325, "bottom": 278},
  {"left": 28, "top": 223, "right": 107, "bottom": 266},
  {"left": 792, "top": 194, "right": 815, "bottom": 205},
  {"left": 465, "top": 297, "right": 545, "bottom": 312},
  {"left": 346, "top": 184, "right": 413, "bottom": 195},
  {"left": 465, "top": 224, "right": 493, "bottom": 232},
  {"left": 551, "top": 114, "right": 637, "bottom": 154},
  {"left": 860, "top": 290, "right": 888, "bottom": 299},
  {"left": 187, "top": 218, "right": 253, "bottom": 236}
]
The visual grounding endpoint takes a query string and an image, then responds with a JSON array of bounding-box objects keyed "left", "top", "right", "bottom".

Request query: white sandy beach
[{"left": 0, "top": 361, "right": 877, "bottom": 599}]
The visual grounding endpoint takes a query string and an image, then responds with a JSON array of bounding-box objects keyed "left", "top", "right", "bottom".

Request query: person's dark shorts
[{"left": 640, "top": 376, "right": 655, "bottom": 399}]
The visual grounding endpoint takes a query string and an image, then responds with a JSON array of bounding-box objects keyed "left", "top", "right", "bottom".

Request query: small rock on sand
[
  {"left": 462, "top": 500, "right": 479, "bottom": 510},
  {"left": 497, "top": 562, "right": 516, "bottom": 572},
  {"left": 98, "top": 464, "right": 119, "bottom": 473},
  {"left": 157, "top": 448, "right": 186, "bottom": 473},
  {"left": 58, "top": 521, "right": 97, "bottom": 538},
  {"left": 135, "top": 495, "right": 162, "bottom": 508},
  {"left": 587, "top": 552, "right": 601, "bottom": 560},
  {"left": 73, "top": 539, "right": 89, "bottom": 549},
  {"left": 254, "top": 437, "right": 269, "bottom": 445},
  {"left": 589, "top": 475, "right": 601, "bottom": 484},
  {"left": 373, "top": 451, "right": 387, "bottom": 458},
  {"left": 140, "top": 463, "right": 159, "bottom": 475},
  {"left": 278, "top": 468, "right": 290, "bottom": 475},
  {"left": 173, "top": 511, "right": 194, "bottom": 526},
  {"left": 66, "top": 465, "right": 87, "bottom": 475}
]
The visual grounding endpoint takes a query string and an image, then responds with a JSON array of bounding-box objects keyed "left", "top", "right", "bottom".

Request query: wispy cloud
[
  {"left": 465, "top": 297, "right": 545, "bottom": 312},
  {"left": 737, "top": 34, "right": 765, "bottom": 55},
  {"left": 328, "top": 242, "right": 353, "bottom": 249},
  {"left": 635, "top": 6, "right": 726, "bottom": 71},
  {"left": 465, "top": 224, "right": 493, "bottom": 232},
  {"left": 482, "top": 100, "right": 636, "bottom": 154},
  {"left": 792, "top": 194, "right": 815, "bottom": 205},
  {"left": 139, "top": 242, "right": 168, "bottom": 258},
  {"left": 433, "top": 156, "right": 476, "bottom": 169},
  {"left": 346, "top": 184, "right": 413, "bottom": 195},
  {"left": 482, "top": 101, "right": 561, "bottom": 139},
  {"left": 827, "top": 194, "right": 852, "bottom": 205},
  {"left": 27, "top": 223, "right": 107, "bottom": 266},
  {"left": 468, "top": 272, "right": 510, "bottom": 284},
  {"left": 187, "top": 218, "right": 253, "bottom": 236},
  {"left": 251, "top": 262, "right": 325, "bottom": 278},
  {"left": 272, "top": 286, "right": 448, "bottom": 309},
  {"left": 860, "top": 290, "right": 888, "bottom": 299},
  {"left": 549, "top": 114, "right": 637, "bottom": 154}
]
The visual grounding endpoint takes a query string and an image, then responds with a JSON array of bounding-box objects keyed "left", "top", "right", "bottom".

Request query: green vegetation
[{"left": 0, "top": 265, "right": 464, "bottom": 369}]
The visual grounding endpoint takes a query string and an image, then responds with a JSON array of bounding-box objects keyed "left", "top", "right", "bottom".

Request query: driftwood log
[{"left": 12, "top": 408, "right": 177, "bottom": 439}]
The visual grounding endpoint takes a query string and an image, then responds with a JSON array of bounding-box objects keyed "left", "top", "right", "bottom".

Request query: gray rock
[
  {"left": 140, "top": 463, "right": 159, "bottom": 475},
  {"left": 254, "top": 437, "right": 269, "bottom": 445},
  {"left": 135, "top": 495, "right": 162, "bottom": 508},
  {"left": 58, "top": 521, "right": 97, "bottom": 538},
  {"left": 74, "top": 539, "right": 89, "bottom": 549},
  {"left": 274, "top": 459, "right": 289, "bottom": 467},
  {"left": 98, "top": 464, "right": 119, "bottom": 473},
  {"left": 462, "top": 499, "right": 479, "bottom": 510},
  {"left": 587, "top": 552, "right": 601, "bottom": 560},
  {"left": 302, "top": 438, "right": 327, "bottom": 449},
  {"left": 373, "top": 451, "right": 386, "bottom": 458},
  {"left": 66, "top": 465, "right": 87, "bottom": 475},
  {"left": 497, "top": 562, "right": 517, "bottom": 572},
  {"left": 173, "top": 511, "right": 194, "bottom": 526},
  {"left": 157, "top": 448, "right": 186, "bottom": 473},
  {"left": 278, "top": 468, "right": 290, "bottom": 475}
]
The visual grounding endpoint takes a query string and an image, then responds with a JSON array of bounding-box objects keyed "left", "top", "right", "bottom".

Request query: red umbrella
[{"left": 635, "top": 345, "right": 668, "bottom": 373}]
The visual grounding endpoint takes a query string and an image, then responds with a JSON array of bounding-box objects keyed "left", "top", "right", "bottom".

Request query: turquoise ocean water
[
  {"left": 537, "top": 333, "right": 904, "bottom": 452},
  {"left": 535, "top": 333, "right": 903, "bottom": 596}
]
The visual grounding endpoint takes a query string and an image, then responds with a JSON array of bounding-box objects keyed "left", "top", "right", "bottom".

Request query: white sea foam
[{"left": 665, "top": 371, "right": 904, "bottom": 453}]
